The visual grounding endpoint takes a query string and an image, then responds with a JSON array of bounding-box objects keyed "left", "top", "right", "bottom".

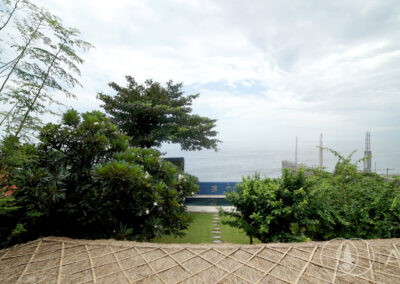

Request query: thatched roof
[{"left": 1, "top": 236, "right": 400, "bottom": 283}]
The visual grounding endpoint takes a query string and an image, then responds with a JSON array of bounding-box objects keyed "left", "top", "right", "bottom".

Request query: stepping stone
[
  {"left": 214, "top": 217, "right": 220, "bottom": 220},
  {"left": 212, "top": 230, "right": 221, "bottom": 234},
  {"left": 212, "top": 240, "right": 223, "bottom": 244},
  {"left": 213, "top": 235, "right": 222, "bottom": 239},
  {"left": 213, "top": 226, "right": 220, "bottom": 230}
]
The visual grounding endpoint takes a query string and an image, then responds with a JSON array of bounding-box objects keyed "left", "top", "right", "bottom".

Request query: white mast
[
  {"left": 364, "top": 132, "right": 372, "bottom": 172},
  {"left": 319, "top": 133, "right": 323, "bottom": 168},
  {"left": 295, "top": 136, "right": 298, "bottom": 169}
]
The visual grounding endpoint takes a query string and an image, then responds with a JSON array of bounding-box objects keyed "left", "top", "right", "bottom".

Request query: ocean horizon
[{"left": 161, "top": 138, "right": 399, "bottom": 181}]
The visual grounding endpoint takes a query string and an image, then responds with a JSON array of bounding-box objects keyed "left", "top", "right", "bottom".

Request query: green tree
[
  {"left": 1, "top": 110, "right": 198, "bottom": 247},
  {"left": 221, "top": 169, "right": 313, "bottom": 243},
  {"left": 222, "top": 149, "right": 400, "bottom": 243},
  {"left": 0, "top": 0, "right": 93, "bottom": 139},
  {"left": 98, "top": 76, "right": 220, "bottom": 151},
  {"left": 306, "top": 150, "right": 400, "bottom": 240}
]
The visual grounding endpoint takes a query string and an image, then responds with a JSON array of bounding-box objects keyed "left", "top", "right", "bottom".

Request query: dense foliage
[
  {"left": 222, "top": 150, "right": 400, "bottom": 243},
  {"left": 0, "top": 110, "right": 198, "bottom": 247},
  {"left": 307, "top": 150, "right": 400, "bottom": 240},
  {"left": 98, "top": 76, "right": 220, "bottom": 151},
  {"left": 221, "top": 169, "right": 313, "bottom": 243}
]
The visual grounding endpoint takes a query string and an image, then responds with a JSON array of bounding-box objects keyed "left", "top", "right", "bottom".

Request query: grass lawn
[
  {"left": 220, "top": 216, "right": 261, "bottom": 244},
  {"left": 152, "top": 213, "right": 213, "bottom": 244},
  {"left": 152, "top": 212, "right": 261, "bottom": 244}
]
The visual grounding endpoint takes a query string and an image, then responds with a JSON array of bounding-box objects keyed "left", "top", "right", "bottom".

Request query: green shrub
[
  {"left": 93, "top": 148, "right": 198, "bottom": 240},
  {"left": 307, "top": 150, "right": 400, "bottom": 240},
  {"left": 1, "top": 110, "right": 198, "bottom": 247},
  {"left": 221, "top": 169, "right": 313, "bottom": 243},
  {"left": 0, "top": 135, "right": 37, "bottom": 247},
  {"left": 222, "top": 149, "right": 400, "bottom": 243}
]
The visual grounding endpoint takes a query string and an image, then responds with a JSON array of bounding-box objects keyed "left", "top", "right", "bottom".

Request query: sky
[{"left": 29, "top": 0, "right": 400, "bottom": 146}]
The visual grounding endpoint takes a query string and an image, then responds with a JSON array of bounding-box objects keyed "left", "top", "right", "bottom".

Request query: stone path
[{"left": 212, "top": 213, "right": 223, "bottom": 243}]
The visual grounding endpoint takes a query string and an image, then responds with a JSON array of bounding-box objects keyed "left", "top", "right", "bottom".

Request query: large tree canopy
[
  {"left": 0, "top": 110, "right": 199, "bottom": 247},
  {"left": 97, "top": 76, "right": 220, "bottom": 151}
]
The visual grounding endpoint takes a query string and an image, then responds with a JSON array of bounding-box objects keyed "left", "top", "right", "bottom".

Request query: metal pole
[
  {"left": 319, "top": 133, "right": 323, "bottom": 168},
  {"left": 295, "top": 136, "right": 298, "bottom": 169}
]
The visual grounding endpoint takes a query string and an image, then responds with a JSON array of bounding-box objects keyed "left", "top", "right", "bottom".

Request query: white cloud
[{"left": 25, "top": 0, "right": 400, "bottom": 144}]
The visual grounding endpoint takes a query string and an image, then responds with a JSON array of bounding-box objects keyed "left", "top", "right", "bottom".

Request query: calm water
[
  {"left": 185, "top": 197, "right": 232, "bottom": 206},
  {"left": 161, "top": 138, "right": 400, "bottom": 181}
]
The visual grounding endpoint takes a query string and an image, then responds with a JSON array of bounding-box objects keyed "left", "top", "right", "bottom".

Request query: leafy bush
[
  {"left": 1, "top": 110, "right": 198, "bottom": 247},
  {"left": 94, "top": 148, "right": 198, "bottom": 240},
  {"left": 222, "top": 150, "right": 400, "bottom": 243},
  {"left": 0, "top": 135, "right": 37, "bottom": 246},
  {"left": 307, "top": 150, "right": 400, "bottom": 240},
  {"left": 0, "top": 196, "right": 21, "bottom": 245},
  {"left": 221, "top": 169, "right": 313, "bottom": 243}
]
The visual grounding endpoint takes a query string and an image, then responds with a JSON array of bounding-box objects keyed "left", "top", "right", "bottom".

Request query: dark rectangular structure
[
  {"left": 185, "top": 182, "right": 238, "bottom": 207},
  {"left": 164, "top": 157, "right": 185, "bottom": 171},
  {"left": 196, "top": 182, "right": 237, "bottom": 196}
]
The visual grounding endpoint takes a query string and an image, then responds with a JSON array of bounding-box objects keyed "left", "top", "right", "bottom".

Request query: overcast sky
[{"left": 34, "top": 0, "right": 400, "bottom": 145}]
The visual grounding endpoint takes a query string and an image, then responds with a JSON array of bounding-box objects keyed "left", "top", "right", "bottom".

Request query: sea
[{"left": 161, "top": 138, "right": 400, "bottom": 181}]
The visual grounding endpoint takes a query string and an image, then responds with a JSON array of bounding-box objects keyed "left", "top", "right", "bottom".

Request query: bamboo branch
[
  {"left": 15, "top": 47, "right": 61, "bottom": 137},
  {"left": 0, "top": 102, "right": 18, "bottom": 127},
  {"left": 0, "top": 0, "right": 21, "bottom": 31},
  {"left": 0, "top": 17, "right": 43, "bottom": 93}
]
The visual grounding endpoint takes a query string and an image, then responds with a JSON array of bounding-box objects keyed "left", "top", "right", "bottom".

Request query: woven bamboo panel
[{"left": 1, "top": 237, "right": 400, "bottom": 283}]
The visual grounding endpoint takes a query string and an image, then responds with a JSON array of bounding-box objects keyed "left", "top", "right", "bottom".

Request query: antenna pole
[
  {"left": 363, "top": 131, "right": 372, "bottom": 172},
  {"left": 295, "top": 136, "right": 298, "bottom": 169},
  {"left": 319, "top": 133, "right": 323, "bottom": 168}
]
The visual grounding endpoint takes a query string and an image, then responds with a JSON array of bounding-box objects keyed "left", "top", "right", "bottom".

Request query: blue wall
[{"left": 196, "top": 182, "right": 237, "bottom": 196}]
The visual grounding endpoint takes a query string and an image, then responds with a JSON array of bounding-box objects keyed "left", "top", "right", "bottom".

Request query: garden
[
  {"left": 1, "top": 0, "right": 400, "bottom": 250},
  {"left": 0, "top": 1, "right": 220, "bottom": 248}
]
